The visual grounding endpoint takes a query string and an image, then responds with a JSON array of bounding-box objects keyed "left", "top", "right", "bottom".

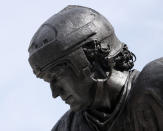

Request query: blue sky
[{"left": 0, "top": 0, "right": 163, "bottom": 130}]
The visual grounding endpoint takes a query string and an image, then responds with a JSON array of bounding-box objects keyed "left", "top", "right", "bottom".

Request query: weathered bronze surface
[{"left": 28, "top": 5, "right": 163, "bottom": 131}]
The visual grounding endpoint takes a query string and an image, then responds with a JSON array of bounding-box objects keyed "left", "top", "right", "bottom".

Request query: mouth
[{"left": 63, "top": 95, "right": 73, "bottom": 104}]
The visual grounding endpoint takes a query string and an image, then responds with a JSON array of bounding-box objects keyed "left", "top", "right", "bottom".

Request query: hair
[
  {"left": 113, "top": 44, "right": 136, "bottom": 71},
  {"left": 82, "top": 40, "right": 136, "bottom": 78}
]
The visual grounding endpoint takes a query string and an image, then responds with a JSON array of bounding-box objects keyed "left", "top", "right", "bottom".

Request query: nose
[
  {"left": 52, "top": 90, "right": 59, "bottom": 98},
  {"left": 50, "top": 82, "right": 60, "bottom": 98}
]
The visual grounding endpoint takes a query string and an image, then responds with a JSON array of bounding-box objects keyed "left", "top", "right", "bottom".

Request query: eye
[{"left": 50, "top": 75, "right": 61, "bottom": 88}]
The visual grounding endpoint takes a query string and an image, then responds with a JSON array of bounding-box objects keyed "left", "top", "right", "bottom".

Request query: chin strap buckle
[{"left": 90, "top": 72, "right": 110, "bottom": 88}]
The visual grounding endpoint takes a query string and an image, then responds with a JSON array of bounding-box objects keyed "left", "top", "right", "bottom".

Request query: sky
[{"left": 0, "top": 0, "right": 163, "bottom": 130}]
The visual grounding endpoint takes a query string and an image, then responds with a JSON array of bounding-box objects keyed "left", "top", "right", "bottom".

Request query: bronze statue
[{"left": 28, "top": 5, "right": 163, "bottom": 131}]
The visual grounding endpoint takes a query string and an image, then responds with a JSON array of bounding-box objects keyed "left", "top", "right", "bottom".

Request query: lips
[{"left": 63, "top": 95, "right": 72, "bottom": 104}]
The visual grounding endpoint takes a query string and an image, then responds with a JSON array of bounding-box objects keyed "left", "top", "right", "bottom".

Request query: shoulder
[
  {"left": 128, "top": 57, "right": 163, "bottom": 101},
  {"left": 138, "top": 57, "right": 163, "bottom": 87},
  {"left": 141, "top": 57, "right": 163, "bottom": 77},
  {"left": 51, "top": 110, "right": 75, "bottom": 131},
  {"left": 125, "top": 58, "right": 163, "bottom": 129}
]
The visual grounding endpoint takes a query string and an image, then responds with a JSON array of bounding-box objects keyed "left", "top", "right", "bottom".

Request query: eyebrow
[
  {"left": 38, "top": 64, "right": 67, "bottom": 82},
  {"left": 46, "top": 68, "right": 66, "bottom": 82}
]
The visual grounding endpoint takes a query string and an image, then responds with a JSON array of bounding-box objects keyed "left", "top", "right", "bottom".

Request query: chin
[{"left": 70, "top": 104, "right": 87, "bottom": 112}]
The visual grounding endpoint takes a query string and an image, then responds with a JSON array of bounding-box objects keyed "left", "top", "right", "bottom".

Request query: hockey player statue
[{"left": 28, "top": 5, "right": 163, "bottom": 131}]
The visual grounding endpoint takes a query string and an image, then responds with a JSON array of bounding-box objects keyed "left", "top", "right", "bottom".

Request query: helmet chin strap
[
  {"left": 82, "top": 65, "right": 111, "bottom": 89},
  {"left": 90, "top": 72, "right": 110, "bottom": 88}
]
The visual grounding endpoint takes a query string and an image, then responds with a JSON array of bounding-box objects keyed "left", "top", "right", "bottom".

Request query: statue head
[{"left": 28, "top": 5, "right": 136, "bottom": 111}]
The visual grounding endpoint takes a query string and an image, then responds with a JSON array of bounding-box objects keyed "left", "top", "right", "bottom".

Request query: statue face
[{"left": 46, "top": 67, "right": 95, "bottom": 111}]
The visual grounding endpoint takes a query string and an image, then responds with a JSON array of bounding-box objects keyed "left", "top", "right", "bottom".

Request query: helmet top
[{"left": 28, "top": 5, "right": 123, "bottom": 77}]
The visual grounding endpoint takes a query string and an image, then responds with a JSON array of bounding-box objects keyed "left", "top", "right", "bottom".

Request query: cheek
[
  {"left": 62, "top": 74, "right": 94, "bottom": 99},
  {"left": 75, "top": 79, "right": 95, "bottom": 99}
]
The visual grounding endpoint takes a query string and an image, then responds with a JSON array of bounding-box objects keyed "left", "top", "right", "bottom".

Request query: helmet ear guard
[
  {"left": 82, "top": 39, "right": 113, "bottom": 78},
  {"left": 81, "top": 39, "right": 127, "bottom": 84}
]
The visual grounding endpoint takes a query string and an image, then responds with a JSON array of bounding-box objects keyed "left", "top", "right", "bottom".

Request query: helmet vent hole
[
  {"left": 34, "top": 44, "right": 38, "bottom": 49},
  {"left": 43, "top": 39, "right": 49, "bottom": 45}
]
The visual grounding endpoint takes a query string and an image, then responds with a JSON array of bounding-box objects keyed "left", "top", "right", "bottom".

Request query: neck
[{"left": 91, "top": 69, "right": 129, "bottom": 112}]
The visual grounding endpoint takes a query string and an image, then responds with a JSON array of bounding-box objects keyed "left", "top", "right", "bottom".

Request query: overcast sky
[{"left": 0, "top": 0, "right": 163, "bottom": 130}]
